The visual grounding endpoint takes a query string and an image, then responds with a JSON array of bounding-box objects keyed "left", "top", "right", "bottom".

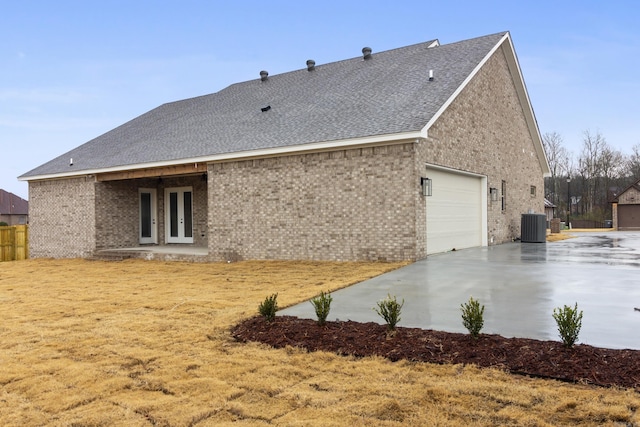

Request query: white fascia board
[
  {"left": 425, "top": 163, "right": 487, "bottom": 178},
  {"left": 421, "top": 35, "right": 506, "bottom": 134},
  {"left": 19, "top": 131, "right": 423, "bottom": 182},
  {"left": 501, "top": 34, "right": 551, "bottom": 177},
  {"left": 421, "top": 32, "right": 551, "bottom": 178}
]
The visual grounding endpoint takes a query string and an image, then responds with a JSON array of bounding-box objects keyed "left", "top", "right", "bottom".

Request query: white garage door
[{"left": 426, "top": 167, "right": 484, "bottom": 254}]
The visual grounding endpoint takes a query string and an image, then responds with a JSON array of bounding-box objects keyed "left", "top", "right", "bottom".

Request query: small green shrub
[
  {"left": 461, "top": 296, "right": 485, "bottom": 339},
  {"left": 0, "top": 221, "right": 8, "bottom": 226},
  {"left": 374, "top": 294, "right": 404, "bottom": 330},
  {"left": 310, "top": 290, "right": 333, "bottom": 326},
  {"left": 258, "top": 293, "right": 278, "bottom": 322},
  {"left": 553, "top": 303, "right": 583, "bottom": 348}
]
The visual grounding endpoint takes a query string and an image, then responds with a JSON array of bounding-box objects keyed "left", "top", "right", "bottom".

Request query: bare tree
[
  {"left": 542, "top": 132, "right": 570, "bottom": 206},
  {"left": 577, "top": 130, "right": 607, "bottom": 215},
  {"left": 625, "top": 143, "right": 640, "bottom": 182},
  {"left": 597, "top": 145, "right": 624, "bottom": 209},
  {"left": 541, "top": 129, "right": 638, "bottom": 222}
]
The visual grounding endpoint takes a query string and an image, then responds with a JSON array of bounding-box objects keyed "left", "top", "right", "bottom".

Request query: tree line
[{"left": 542, "top": 130, "right": 640, "bottom": 222}]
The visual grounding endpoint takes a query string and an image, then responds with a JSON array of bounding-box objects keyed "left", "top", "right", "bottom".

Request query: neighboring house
[
  {"left": 0, "top": 189, "right": 28, "bottom": 225},
  {"left": 19, "top": 31, "right": 550, "bottom": 261},
  {"left": 612, "top": 179, "right": 640, "bottom": 230},
  {"left": 544, "top": 198, "right": 556, "bottom": 222}
]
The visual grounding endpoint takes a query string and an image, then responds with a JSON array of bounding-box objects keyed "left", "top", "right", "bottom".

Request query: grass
[
  {"left": 546, "top": 228, "right": 615, "bottom": 242},
  {"left": 1, "top": 258, "right": 638, "bottom": 426},
  {"left": 546, "top": 230, "right": 575, "bottom": 242}
]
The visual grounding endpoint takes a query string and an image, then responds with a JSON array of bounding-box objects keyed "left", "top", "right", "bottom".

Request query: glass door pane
[
  {"left": 141, "top": 192, "right": 151, "bottom": 238},
  {"left": 170, "top": 192, "right": 179, "bottom": 238}
]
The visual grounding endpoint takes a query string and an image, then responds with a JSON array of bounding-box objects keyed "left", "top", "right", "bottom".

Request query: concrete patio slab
[{"left": 280, "top": 231, "right": 640, "bottom": 350}]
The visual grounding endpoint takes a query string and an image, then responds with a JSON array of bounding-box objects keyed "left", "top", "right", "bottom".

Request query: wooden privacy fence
[
  {"left": 570, "top": 219, "right": 613, "bottom": 229},
  {"left": 0, "top": 225, "right": 29, "bottom": 261}
]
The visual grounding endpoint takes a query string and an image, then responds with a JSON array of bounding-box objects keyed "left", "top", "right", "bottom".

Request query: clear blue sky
[{"left": 2, "top": 1, "right": 639, "bottom": 199}]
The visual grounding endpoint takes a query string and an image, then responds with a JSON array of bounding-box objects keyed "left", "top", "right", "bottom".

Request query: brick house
[
  {"left": 0, "top": 189, "right": 28, "bottom": 225},
  {"left": 19, "top": 31, "right": 550, "bottom": 261},
  {"left": 612, "top": 179, "right": 640, "bottom": 230}
]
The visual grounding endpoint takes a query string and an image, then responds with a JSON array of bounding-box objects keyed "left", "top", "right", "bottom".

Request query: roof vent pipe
[
  {"left": 362, "top": 47, "right": 372, "bottom": 60},
  {"left": 260, "top": 70, "right": 268, "bottom": 81},
  {"left": 306, "top": 59, "right": 315, "bottom": 71},
  {"left": 429, "top": 69, "right": 434, "bottom": 81}
]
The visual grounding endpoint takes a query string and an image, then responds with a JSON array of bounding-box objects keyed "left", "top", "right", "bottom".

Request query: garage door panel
[
  {"left": 618, "top": 205, "right": 640, "bottom": 229},
  {"left": 426, "top": 168, "right": 483, "bottom": 254}
]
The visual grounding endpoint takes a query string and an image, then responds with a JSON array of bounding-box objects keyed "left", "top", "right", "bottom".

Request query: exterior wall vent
[
  {"left": 362, "top": 47, "right": 372, "bottom": 60},
  {"left": 260, "top": 70, "right": 268, "bottom": 81}
]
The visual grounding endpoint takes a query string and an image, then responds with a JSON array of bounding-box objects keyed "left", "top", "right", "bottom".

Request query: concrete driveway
[{"left": 281, "top": 231, "right": 640, "bottom": 350}]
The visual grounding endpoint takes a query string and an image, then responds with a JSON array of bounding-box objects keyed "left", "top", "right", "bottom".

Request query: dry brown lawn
[
  {"left": 546, "top": 231, "right": 574, "bottom": 242},
  {"left": 1, "top": 258, "right": 638, "bottom": 426},
  {"left": 546, "top": 228, "right": 616, "bottom": 243}
]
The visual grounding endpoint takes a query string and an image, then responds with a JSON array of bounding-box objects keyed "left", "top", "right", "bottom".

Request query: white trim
[
  {"left": 138, "top": 188, "right": 158, "bottom": 244},
  {"left": 165, "top": 186, "right": 194, "bottom": 244},
  {"left": 422, "top": 34, "right": 506, "bottom": 133},
  {"left": 425, "top": 163, "right": 486, "bottom": 179},
  {"left": 19, "top": 131, "right": 423, "bottom": 182},
  {"left": 421, "top": 32, "right": 550, "bottom": 177},
  {"left": 425, "top": 163, "right": 488, "bottom": 248},
  {"left": 501, "top": 34, "right": 551, "bottom": 177}
]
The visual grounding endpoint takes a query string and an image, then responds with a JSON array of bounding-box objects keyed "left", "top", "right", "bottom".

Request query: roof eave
[{"left": 18, "top": 131, "right": 425, "bottom": 182}]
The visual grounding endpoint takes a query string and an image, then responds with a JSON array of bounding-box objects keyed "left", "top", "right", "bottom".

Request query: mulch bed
[{"left": 232, "top": 316, "right": 640, "bottom": 390}]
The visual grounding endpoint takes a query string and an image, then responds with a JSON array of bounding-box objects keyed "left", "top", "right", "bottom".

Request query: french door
[
  {"left": 139, "top": 188, "right": 158, "bottom": 244},
  {"left": 165, "top": 187, "right": 193, "bottom": 243}
]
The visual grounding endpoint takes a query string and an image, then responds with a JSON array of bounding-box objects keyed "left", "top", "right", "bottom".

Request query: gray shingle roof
[{"left": 21, "top": 32, "right": 508, "bottom": 178}]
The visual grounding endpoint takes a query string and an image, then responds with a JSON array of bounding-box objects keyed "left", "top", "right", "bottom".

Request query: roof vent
[
  {"left": 429, "top": 70, "right": 434, "bottom": 81},
  {"left": 362, "top": 47, "right": 372, "bottom": 60},
  {"left": 306, "top": 59, "right": 315, "bottom": 71},
  {"left": 261, "top": 105, "right": 271, "bottom": 112},
  {"left": 260, "top": 70, "right": 268, "bottom": 81}
]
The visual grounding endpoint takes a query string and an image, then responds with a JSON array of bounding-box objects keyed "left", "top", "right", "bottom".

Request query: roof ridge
[{"left": 157, "top": 33, "right": 508, "bottom": 107}]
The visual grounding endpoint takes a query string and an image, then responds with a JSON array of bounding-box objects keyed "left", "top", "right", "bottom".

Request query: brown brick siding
[
  {"left": 95, "top": 181, "right": 139, "bottom": 249},
  {"left": 419, "top": 44, "right": 545, "bottom": 247},
  {"left": 616, "top": 187, "right": 640, "bottom": 205},
  {"left": 29, "top": 177, "right": 96, "bottom": 258},
  {"left": 208, "top": 144, "right": 416, "bottom": 262}
]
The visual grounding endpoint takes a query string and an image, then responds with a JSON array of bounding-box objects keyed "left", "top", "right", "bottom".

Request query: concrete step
[{"left": 87, "top": 251, "right": 134, "bottom": 262}]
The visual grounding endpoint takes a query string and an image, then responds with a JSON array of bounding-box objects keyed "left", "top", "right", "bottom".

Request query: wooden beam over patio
[{"left": 96, "top": 163, "right": 206, "bottom": 182}]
